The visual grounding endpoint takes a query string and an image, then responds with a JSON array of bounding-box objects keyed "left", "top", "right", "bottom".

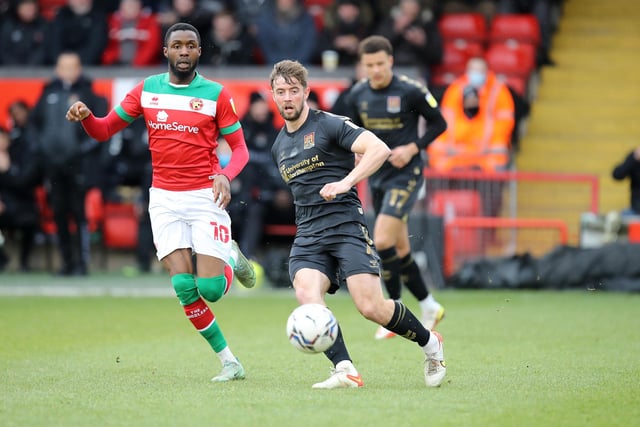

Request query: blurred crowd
[
  {"left": 0, "top": 0, "right": 565, "bottom": 276},
  {"left": 0, "top": 0, "right": 559, "bottom": 80}
]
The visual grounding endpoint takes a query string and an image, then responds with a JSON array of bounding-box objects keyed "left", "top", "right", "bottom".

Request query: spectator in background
[
  {"left": 306, "top": 89, "right": 321, "bottom": 110},
  {"left": 157, "top": 0, "right": 213, "bottom": 42},
  {"left": 0, "top": 230, "right": 6, "bottom": 270},
  {"left": 0, "top": 0, "right": 49, "bottom": 66},
  {"left": 228, "top": 91, "right": 293, "bottom": 262},
  {"left": 48, "top": 0, "right": 108, "bottom": 65},
  {"left": 233, "top": 0, "right": 265, "bottom": 34},
  {"left": 0, "top": 0, "right": 12, "bottom": 27},
  {"left": 612, "top": 146, "right": 640, "bottom": 218},
  {"left": 154, "top": 0, "right": 233, "bottom": 15},
  {"left": 0, "top": 128, "right": 10, "bottom": 271},
  {"left": 436, "top": 0, "right": 497, "bottom": 24},
  {"left": 101, "top": 0, "right": 162, "bottom": 67},
  {"left": 374, "top": 0, "right": 443, "bottom": 85},
  {"left": 31, "top": 52, "right": 107, "bottom": 276},
  {"left": 254, "top": 0, "right": 317, "bottom": 65},
  {"left": 428, "top": 57, "right": 514, "bottom": 174},
  {"left": 0, "top": 116, "right": 41, "bottom": 272},
  {"left": 330, "top": 60, "right": 366, "bottom": 117},
  {"left": 427, "top": 56, "right": 514, "bottom": 217},
  {"left": 316, "top": 0, "right": 374, "bottom": 67},
  {"left": 0, "top": 0, "right": 10, "bottom": 17},
  {"left": 201, "top": 9, "right": 256, "bottom": 66},
  {"left": 101, "top": 117, "right": 154, "bottom": 273}
]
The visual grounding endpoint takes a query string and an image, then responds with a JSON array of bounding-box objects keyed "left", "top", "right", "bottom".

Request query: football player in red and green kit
[{"left": 66, "top": 23, "right": 255, "bottom": 382}]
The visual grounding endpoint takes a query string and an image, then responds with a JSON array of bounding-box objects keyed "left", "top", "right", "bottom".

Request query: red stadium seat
[
  {"left": 35, "top": 186, "right": 56, "bottom": 235},
  {"left": 498, "top": 74, "right": 527, "bottom": 98},
  {"left": 428, "top": 190, "right": 484, "bottom": 276},
  {"left": 84, "top": 187, "right": 104, "bottom": 234},
  {"left": 102, "top": 203, "right": 138, "bottom": 250},
  {"left": 628, "top": 222, "right": 640, "bottom": 243},
  {"left": 489, "top": 14, "right": 541, "bottom": 47},
  {"left": 428, "top": 189, "right": 483, "bottom": 218},
  {"left": 34, "top": 186, "right": 105, "bottom": 271},
  {"left": 431, "top": 41, "right": 484, "bottom": 87},
  {"left": 438, "top": 13, "right": 488, "bottom": 45},
  {"left": 485, "top": 42, "right": 536, "bottom": 79}
]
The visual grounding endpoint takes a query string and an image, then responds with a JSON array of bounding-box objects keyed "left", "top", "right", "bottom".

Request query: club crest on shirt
[
  {"left": 157, "top": 110, "right": 168, "bottom": 122},
  {"left": 386, "top": 96, "right": 401, "bottom": 113},
  {"left": 303, "top": 132, "right": 315, "bottom": 149},
  {"left": 190, "top": 98, "right": 204, "bottom": 111}
]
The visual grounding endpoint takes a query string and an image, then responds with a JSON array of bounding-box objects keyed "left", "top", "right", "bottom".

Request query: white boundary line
[{"left": 0, "top": 286, "right": 175, "bottom": 297}]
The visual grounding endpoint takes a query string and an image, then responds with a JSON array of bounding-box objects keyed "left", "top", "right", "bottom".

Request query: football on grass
[{"left": 286, "top": 304, "right": 338, "bottom": 354}]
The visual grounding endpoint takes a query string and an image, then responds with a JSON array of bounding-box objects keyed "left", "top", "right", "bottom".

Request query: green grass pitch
[{"left": 1, "top": 273, "right": 639, "bottom": 427}]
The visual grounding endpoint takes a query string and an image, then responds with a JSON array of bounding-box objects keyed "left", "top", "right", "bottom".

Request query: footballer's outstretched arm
[{"left": 66, "top": 101, "right": 129, "bottom": 141}]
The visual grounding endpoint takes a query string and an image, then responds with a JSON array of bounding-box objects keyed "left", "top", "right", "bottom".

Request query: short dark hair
[
  {"left": 358, "top": 35, "right": 393, "bottom": 59},
  {"left": 269, "top": 60, "right": 309, "bottom": 90},
  {"left": 9, "top": 99, "right": 29, "bottom": 113},
  {"left": 164, "top": 22, "right": 201, "bottom": 47}
]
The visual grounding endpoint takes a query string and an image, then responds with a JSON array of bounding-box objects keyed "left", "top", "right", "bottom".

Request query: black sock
[
  {"left": 385, "top": 301, "right": 430, "bottom": 346},
  {"left": 378, "top": 247, "right": 402, "bottom": 300},
  {"left": 323, "top": 324, "right": 351, "bottom": 366},
  {"left": 400, "top": 254, "right": 429, "bottom": 301}
]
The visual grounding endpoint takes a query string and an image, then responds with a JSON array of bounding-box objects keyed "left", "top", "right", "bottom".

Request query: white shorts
[{"left": 149, "top": 187, "right": 232, "bottom": 261}]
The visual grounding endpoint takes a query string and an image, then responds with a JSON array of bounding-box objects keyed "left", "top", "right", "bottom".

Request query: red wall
[{"left": 0, "top": 78, "right": 348, "bottom": 130}]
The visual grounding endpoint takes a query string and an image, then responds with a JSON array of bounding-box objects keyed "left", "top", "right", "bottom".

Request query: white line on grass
[{"left": 0, "top": 286, "right": 175, "bottom": 297}]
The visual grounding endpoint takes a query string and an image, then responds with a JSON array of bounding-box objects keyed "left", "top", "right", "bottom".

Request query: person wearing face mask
[
  {"left": 428, "top": 57, "right": 514, "bottom": 172},
  {"left": 427, "top": 56, "right": 514, "bottom": 217}
]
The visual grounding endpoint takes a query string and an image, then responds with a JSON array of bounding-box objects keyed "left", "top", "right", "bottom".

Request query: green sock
[{"left": 201, "top": 318, "right": 228, "bottom": 353}]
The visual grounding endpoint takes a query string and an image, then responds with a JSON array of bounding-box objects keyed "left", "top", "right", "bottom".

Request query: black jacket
[
  {"left": 47, "top": 6, "right": 107, "bottom": 65},
  {"left": 30, "top": 76, "right": 106, "bottom": 169},
  {"left": 0, "top": 14, "right": 49, "bottom": 65},
  {"left": 612, "top": 151, "right": 640, "bottom": 214},
  {"left": 0, "top": 124, "right": 42, "bottom": 227}
]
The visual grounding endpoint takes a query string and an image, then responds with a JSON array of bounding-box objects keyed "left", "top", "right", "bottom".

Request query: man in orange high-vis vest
[{"left": 428, "top": 56, "right": 514, "bottom": 173}]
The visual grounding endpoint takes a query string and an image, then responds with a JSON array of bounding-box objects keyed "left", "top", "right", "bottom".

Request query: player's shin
[
  {"left": 171, "top": 273, "right": 228, "bottom": 352},
  {"left": 378, "top": 247, "right": 402, "bottom": 299},
  {"left": 399, "top": 254, "right": 429, "bottom": 300},
  {"left": 183, "top": 298, "right": 228, "bottom": 352},
  {"left": 323, "top": 323, "right": 352, "bottom": 366},
  {"left": 384, "top": 301, "right": 430, "bottom": 346}
]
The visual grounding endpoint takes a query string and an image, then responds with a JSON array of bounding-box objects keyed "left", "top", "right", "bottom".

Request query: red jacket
[{"left": 102, "top": 11, "right": 161, "bottom": 67}]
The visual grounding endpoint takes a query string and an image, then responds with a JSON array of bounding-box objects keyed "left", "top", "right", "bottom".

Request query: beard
[
  {"left": 169, "top": 58, "right": 199, "bottom": 81},
  {"left": 279, "top": 103, "right": 304, "bottom": 122}
]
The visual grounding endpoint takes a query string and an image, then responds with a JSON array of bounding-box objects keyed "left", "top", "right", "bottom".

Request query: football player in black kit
[
  {"left": 343, "top": 35, "right": 448, "bottom": 340},
  {"left": 269, "top": 59, "right": 446, "bottom": 389}
]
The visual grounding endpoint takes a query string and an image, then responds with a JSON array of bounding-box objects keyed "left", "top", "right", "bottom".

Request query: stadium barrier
[{"left": 415, "top": 169, "right": 599, "bottom": 278}]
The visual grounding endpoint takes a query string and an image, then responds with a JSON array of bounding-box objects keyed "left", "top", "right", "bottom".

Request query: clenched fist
[{"left": 66, "top": 101, "right": 91, "bottom": 122}]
